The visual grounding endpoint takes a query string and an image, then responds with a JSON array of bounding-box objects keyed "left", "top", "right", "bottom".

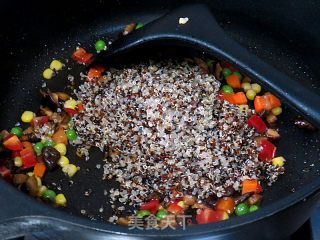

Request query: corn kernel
[
  {"left": 239, "top": 105, "right": 249, "bottom": 114},
  {"left": 21, "top": 111, "right": 34, "bottom": 122},
  {"left": 64, "top": 99, "right": 77, "bottom": 109},
  {"left": 35, "top": 176, "right": 42, "bottom": 187},
  {"left": 222, "top": 211, "right": 229, "bottom": 220},
  {"left": 272, "top": 156, "right": 285, "bottom": 167},
  {"left": 241, "top": 82, "right": 251, "bottom": 92},
  {"left": 50, "top": 60, "right": 63, "bottom": 71},
  {"left": 55, "top": 193, "right": 67, "bottom": 206},
  {"left": 54, "top": 143, "right": 67, "bottom": 156},
  {"left": 251, "top": 83, "right": 261, "bottom": 93},
  {"left": 62, "top": 164, "right": 78, "bottom": 177},
  {"left": 271, "top": 107, "right": 282, "bottom": 116},
  {"left": 43, "top": 68, "right": 54, "bottom": 79},
  {"left": 58, "top": 156, "right": 69, "bottom": 167},
  {"left": 158, "top": 205, "right": 164, "bottom": 210},
  {"left": 37, "top": 185, "right": 47, "bottom": 197},
  {"left": 14, "top": 157, "right": 22, "bottom": 167},
  {"left": 27, "top": 172, "right": 34, "bottom": 177},
  {"left": 246, "top": 89, "right": 256, "bottom": 100},
  {"left": 177, "top": 201, "right": 187, "bottom": 209}
]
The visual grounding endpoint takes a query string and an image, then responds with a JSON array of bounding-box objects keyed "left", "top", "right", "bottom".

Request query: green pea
[
  {"left": 135, "top": 23, "right": 144, "bottom": 29},
  {"left": 33, "top": 142, "right": 44, "bottom": 155},
  {"left": 10, "top": 127, "right": 23, "bottom": 137},
  {"left": 137, "top": 210, "right": 151, "bottom": 218},
  {"left": 249, "top": 205, "right": 259, "bottom": 212},
  {"left": 95, "top": 40, "right": 106, "bottom": 51},
  {"left": 156, "top": 210, "right": 169, "bottom": 221},
  {"left": 66, "top": 129, "right": 78, "bottom": 141},
  {"left": 235, "top": 203, "right": 249, "bottom": 216},
  {"left": 43, "top": 139, "right": 55, "bottom": 147},
  {"left": 222, "top": 68, "right": 232, "bottom": 77},
  {"left": 232, "top": 72, "right": 243, "bottom": 80},
  {"left": 222, "top": 85, "right": 233, "bottom": 94},
  {"left": 42, "top": 190, "right": 56, "bottom": 199},
  {"left": 207, "top": 60, "right": 215, "bottom": 66}
]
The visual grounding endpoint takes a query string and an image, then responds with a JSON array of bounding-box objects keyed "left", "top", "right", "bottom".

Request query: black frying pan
[{"left": 0, "top": 1, "right": 320, "bottom": 240}]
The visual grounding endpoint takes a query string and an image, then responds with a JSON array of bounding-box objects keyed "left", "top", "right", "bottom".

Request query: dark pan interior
[{"left": 0, "top": 0, "right": 320, "bottom": 229}]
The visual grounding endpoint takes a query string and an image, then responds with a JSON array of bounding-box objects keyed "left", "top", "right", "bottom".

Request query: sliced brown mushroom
[
  {"left": 183, "top": 58, "right": 194, "bottom": 65},
  {"left": 246, "top": 194, "right": 263, "bottom": 206},
  {"left": 265, "top": 128, "right": 281, "bottom": 141},
  {"left": 12, "top": 174, "right": 28, "bottom": 186},
  {"left": 0, "top": 130, "right": 9, "bottom": 139},
  {"left": 294, "top": 116, "right": 316, "bottom": 131},
  {"left": 207, "top": 60, "right": 215, "bottom": 73},
  {"left": 40, "top": 89, "right": 60, "bottom": 110},
  {"left": 56, "top": 92, "right": 71, "bottom": 102},
  {"left": 215, "top": 62, "right": 223, "bottom": 80},
  {"left": 194, "top": 58, "right": 209, "bottom": 73},
  {"left": 26, "top": 175, "right": 39, "bottom": 197},
  {"left": 242, "top": 76, "right": 252, "bottom": 83},
  {"left": 117, "top": 217, "right": 131, "bottom": 226},
  {"left": 266, "top": 113, "right": 278, "bottom": 128},
  {"left": 40, "top": 105, "right": 53, "bottom": 118},
  {"left": 234, "top": 192, "right": 254, "bottom": 205},
  {"left": 21, "top": 127, "right": 40, "bottom": 142},
  {"left": 123, "top": 23, "right": 137, "bottom": 36},
  {"left": 53, "top": 112, "right": 71, "bottom": 130}
]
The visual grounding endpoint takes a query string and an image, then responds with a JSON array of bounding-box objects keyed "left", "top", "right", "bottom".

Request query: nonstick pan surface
[{"left": 0, "top": 0, "right": 320, "bottom": 239}]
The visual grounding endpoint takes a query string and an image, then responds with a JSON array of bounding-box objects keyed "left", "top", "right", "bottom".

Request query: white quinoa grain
[{"left": 72, "top": 59, "right": 284, "bottom": 210}]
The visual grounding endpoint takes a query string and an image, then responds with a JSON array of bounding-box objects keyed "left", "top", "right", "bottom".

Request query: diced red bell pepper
[
  {"left": 217, "top": 93, "right": 224, "bottom": 100},
  {"left": 167, "top": 203, "right": 183, "bottom": 215},
  {"left": 219, "top": 90, "right": 236, "bottom": 104},
  {"left": 259, "top": 139, "right": 277, "bottom": 162},
  {"left": 140, "top": 199, "right": 159, "bottom": 215},
  {"left": 0, "top": 165, "right": 11, "bottom": 182},
  {"left": 256, "top": 183, "right": 263, "bottom": 194},
  {"left": 247, "top": 115, "right": 267, "bottom": 134},
  {"left": 225, "top": 74, "right": 241, "bottom": 89},
  {"left": 220, "top": 62, "right": 238, "bottom": 72},
  {"left": 20, "top": 147, "right": 37, "bottom": 170},
  {"left": 87, "top": 65, "right": 105, "bottom": 81},
  {"left": 196, "top": 209, "right": 229, "bottom": 224},
  {"left": 71, "top": 48, "right": 93, "bottom": 65},
  {"left": 254, "top": 93, "right": 281, "bottom": 113},
  {"left": 22, "top": 141, "right": 33, "bottom": 150},
  {"left": 265, "top": 92, "right": 281, "bottom": 111},
  {"left": 232, "top": 92, "right": 247, "bottom": 105},
  {"left": 3, "top": 134, "right": 23, "bottom": 151},
  {"left": 64, "top": 108, "right": 79, "bottom": 117},
  {"left": 31, "top": 116, "right": 49, "bottom": 126}
]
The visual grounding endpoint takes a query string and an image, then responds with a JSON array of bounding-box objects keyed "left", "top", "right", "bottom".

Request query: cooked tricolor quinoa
[{"left": 71, "top": 59, "right": 284, "bottom": 220}]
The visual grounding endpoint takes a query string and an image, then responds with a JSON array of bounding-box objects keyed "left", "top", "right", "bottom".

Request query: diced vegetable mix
[
  {"left": 0, "top": 35, "right": 290, "bottom": 228},
  {"left": 0, "top": 89, "right": 80, "bottom": 206}
]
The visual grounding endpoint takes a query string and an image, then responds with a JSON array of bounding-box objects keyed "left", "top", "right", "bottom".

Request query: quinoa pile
[{"left": 72, "top": 59, "right": 284, "bottom": 219}]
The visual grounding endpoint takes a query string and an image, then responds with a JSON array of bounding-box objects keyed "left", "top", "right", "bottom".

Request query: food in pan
[{"left": 0, "top": 37, "right": 289, "bottom": 227}]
